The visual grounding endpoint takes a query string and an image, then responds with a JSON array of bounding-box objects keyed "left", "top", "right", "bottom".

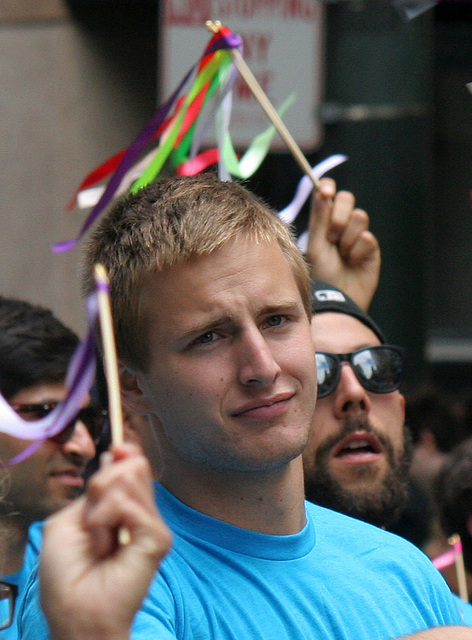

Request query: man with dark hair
[
  {"left": 0, "top": 297, "right": 79, "bottom": 400},
  {"left": 0, "top": 296, "right": 104, "bottom": 639},
  {"left": 301, "top": 178, "right": 412, "bottom": 530},
  {"left": 304, "top": 279, "right": 412, "bottom": 529},
  {"left": 302, "top": 189, "right": 472, "bottom": 622}
]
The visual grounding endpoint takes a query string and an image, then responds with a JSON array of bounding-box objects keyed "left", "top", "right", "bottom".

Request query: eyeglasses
[
  {"left": 9, "top": 402, "right": 108, "bottom": 445},
  {"left": 0, "top": 581, "right": 17, "bottom": 630},
  {"left": 315, "top": 345, "right": 405, "bottom": 399}
]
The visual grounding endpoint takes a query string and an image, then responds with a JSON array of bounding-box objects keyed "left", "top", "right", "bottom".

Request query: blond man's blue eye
[{"left": 197, "top": 332, "right": 215, "bottom": 344}]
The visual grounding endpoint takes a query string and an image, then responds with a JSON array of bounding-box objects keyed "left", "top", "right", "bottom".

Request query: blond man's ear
[{"left": 120, "top": 365, "right": 154, "bottom": 415}]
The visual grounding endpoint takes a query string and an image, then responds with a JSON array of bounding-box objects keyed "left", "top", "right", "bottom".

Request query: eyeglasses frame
[
  {"left": 0, "top": 581, "right": 18, "bottom": 630},
  {"left": 315, "top": 344, "right": 405, "bottom": 399}
]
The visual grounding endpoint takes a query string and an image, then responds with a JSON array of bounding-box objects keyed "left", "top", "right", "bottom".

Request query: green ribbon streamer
[
  {"left": 170, "top": 56, "right": 233, "bottom": 169},
  {"left": 220, "top": 93, "right": 296, "bottom": 179},
  {"left": 131, "top": 50, "right": 231, "bottom": 192}
]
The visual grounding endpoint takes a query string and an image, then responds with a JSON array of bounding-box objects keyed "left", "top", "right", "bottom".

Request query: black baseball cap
[{"left": 310, "top": 279, "right": 386, "bottom": 343}]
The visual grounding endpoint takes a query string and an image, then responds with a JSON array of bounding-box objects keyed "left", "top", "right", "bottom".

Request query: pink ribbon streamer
[{"left": 432, "top": 540, "right": 463, "bottom": 570}]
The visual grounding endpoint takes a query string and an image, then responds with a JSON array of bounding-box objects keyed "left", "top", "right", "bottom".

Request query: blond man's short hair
[{"left": 82, "top": 173, "right": 310, "bottom": 371}]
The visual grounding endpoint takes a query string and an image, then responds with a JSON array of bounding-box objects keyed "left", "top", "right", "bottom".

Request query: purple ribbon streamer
[
  {"left": 275, "top": 154, "right": 348, "bottom": 255},
  {"left": 53, "top": 31, "right": 243, "bottom": 253},
  {"left": 277, "top": 155, "right": 348, "bottom": 225}
]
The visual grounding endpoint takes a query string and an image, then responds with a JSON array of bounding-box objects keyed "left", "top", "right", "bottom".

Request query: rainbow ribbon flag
[{"left": 54, "top": 26, "right": 293, "bottom": 252}]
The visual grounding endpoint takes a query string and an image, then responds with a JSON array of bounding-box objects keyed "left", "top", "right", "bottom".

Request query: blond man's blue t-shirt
[{"left": 18, "top": 484, "right": 464, "bottom": 639}]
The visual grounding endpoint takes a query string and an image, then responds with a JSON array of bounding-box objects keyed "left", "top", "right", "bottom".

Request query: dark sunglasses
[
  {"left": 315, "top": 345, "right": 405, "bottom": 399},
  {"left": 9, "top": 402, "right": 108, "bottom": 445}
]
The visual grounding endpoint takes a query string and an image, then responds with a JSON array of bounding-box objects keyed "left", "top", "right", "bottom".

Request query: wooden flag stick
[
  {"left": 94, "top": 263, "right": 125, "bottom": 447},
  {"left": 206, "top": 20, "right": 320, "bottom": 191},
  {"left": 449, "top": 534, "right": 469, "bottom": 603},
  {"left": 94, "top": 263, "right": 130, "bottom": 545}
]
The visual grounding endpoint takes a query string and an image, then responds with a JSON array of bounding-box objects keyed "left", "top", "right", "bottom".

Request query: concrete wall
[{"left": 0, "top": 0, "right": 156, "bottom": 335}]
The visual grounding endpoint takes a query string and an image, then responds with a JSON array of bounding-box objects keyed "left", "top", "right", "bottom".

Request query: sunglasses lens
[
  {"left": 78, "top": 407, "right": 107, "bottom": 444},
  {"left": 315, "top": 353, "right": 340, "bottom": 398},
  {"left": 49, "top": 407, "right": 107, "bottom": 445},
  {"left": 351, "top": 347, "right": 403, "bottom": 393}
]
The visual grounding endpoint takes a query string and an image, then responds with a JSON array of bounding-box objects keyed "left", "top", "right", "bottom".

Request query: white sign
[{"left": 161, "top": 1, "right": 325, "bottom": 150}]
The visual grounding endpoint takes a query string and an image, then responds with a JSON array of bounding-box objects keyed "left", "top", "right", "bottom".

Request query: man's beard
[{"left": 304, "top": 416, "right": 413, "bottom": 529}]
